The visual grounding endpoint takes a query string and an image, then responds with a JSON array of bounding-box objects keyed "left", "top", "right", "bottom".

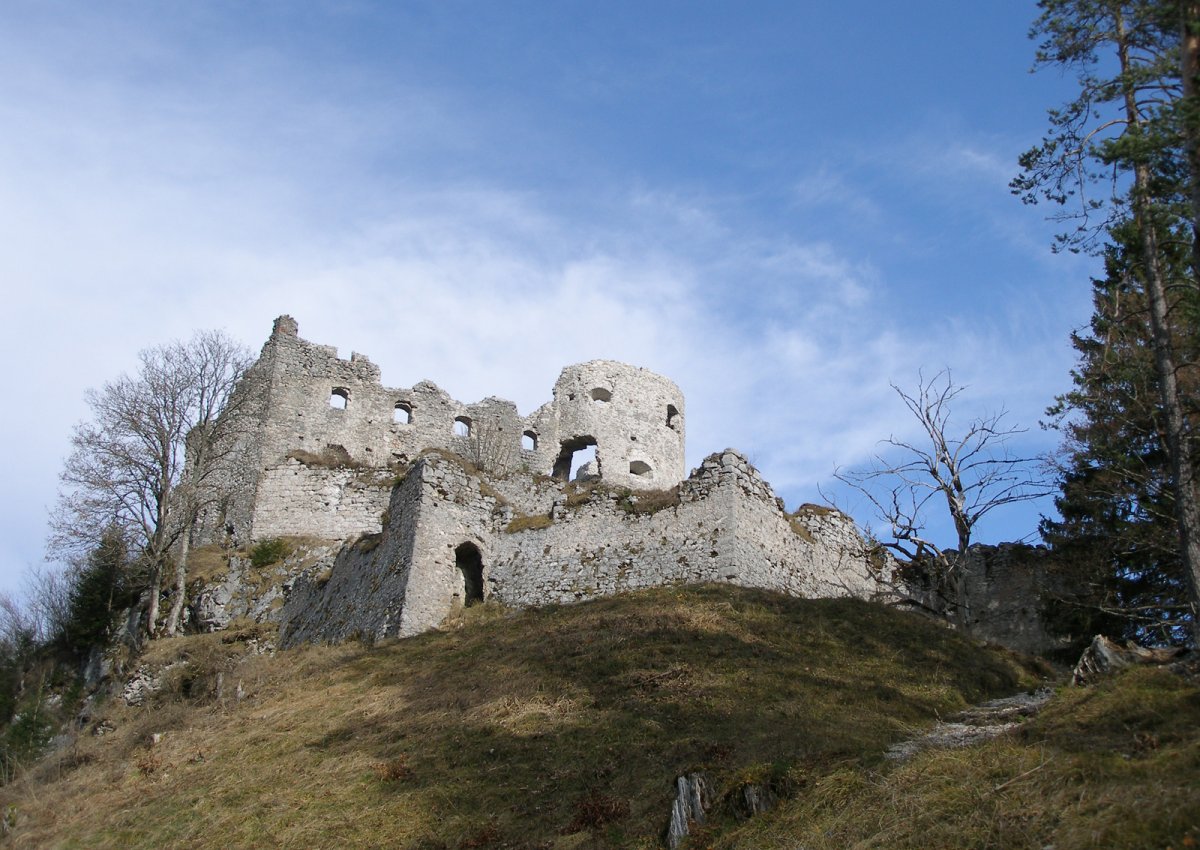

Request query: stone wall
[
  {"left": 959, "top": 544, "right": 1067, "bottom": 656},
  {"left": 279, "top": 453, "right": 500, "bottom": 644},
  {"left": 279, "top": 468, "right": 430, "bottom": 645},
  {"left": 900, "top": 543, "right": 1068, "bottom": 657},
  {"left": 279, "top": 450, "right": 884, "bottom": 646},
  {"left": 250, "top": 460, "right": 394, "bottom": 542}
]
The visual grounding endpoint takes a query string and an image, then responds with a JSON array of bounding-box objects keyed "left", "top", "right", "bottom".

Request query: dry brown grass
[
  {"left": 616, "top": 486, "right": 680, "bottom": 516},
  {"left": 718, "top": 666, "right": 1200, "bottom": 850},
  {"left": 351, "top": 532, "right": 382, "bottom": 554},
  {"left": 186, "top": 544, "right": 232, "bottom": 584},
  {"left": 788, "top": 516, "right": 815, "bottom": 543},
  {"left": 792, "top": 503, "right": 840, "bottom": 517},
  {"left": 0, "top": 586, "right": 1053, "bottom": 850},
  {"left": 504, "top": 512, "right": 554, "bottom": 533},
  {"left": 286, "top": 445, "right": 370, "bottom": 470},
  {"left": 564, "top": 480, "right": 602, "bottom": 508}
]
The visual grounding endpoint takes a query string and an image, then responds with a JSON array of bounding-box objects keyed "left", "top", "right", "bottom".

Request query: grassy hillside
[
  {"left": 3, "top": 585, "right": 1189, "bottom": 849},
  {"left": 718, "top": 663, "right": 1200, "bottom": 849}
]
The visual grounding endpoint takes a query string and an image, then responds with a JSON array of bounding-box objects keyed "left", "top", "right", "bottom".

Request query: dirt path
[{"left": 885, "top": 689, "right": 1054, "bottom": 761}]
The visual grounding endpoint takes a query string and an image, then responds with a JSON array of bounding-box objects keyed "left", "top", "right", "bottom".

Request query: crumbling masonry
[{"left": 196, "top": 316, "right": 885, "bottom": 643}]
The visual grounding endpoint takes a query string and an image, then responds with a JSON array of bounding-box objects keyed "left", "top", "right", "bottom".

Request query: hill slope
[
  {"left": 3, "top": 585, "right": 1179, "bottom": 849},
  {"left": 719, "top": 663, "right": 1200, "bottom": 849}
]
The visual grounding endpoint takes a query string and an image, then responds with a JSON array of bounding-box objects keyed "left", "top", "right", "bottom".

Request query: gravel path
[{"left": 885, "top": 688, "right": 1054, "bottom": 761}]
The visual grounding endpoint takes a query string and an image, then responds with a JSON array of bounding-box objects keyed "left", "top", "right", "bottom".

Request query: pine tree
[
  {"left": 1017, "top": 0, "right": 1200, "bottom": 633},
  {"left": 1041, "top": 218, "right": 1199, "bottom": 646},
  {"left": 59, "top": 527, "right": 137, "bottom": 659}
]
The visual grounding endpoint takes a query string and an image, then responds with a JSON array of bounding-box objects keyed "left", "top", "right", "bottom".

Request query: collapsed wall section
[
  {"left": 278, "top": 450, "right": 883, "bottom": 645},
  {"left": 279, "top": 459, "right": 427, "bottom": 645}
]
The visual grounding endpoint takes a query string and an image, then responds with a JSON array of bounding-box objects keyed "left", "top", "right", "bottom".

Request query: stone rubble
[{"left": 1072, "top": 634, "right": 1186, "bottom": 686}]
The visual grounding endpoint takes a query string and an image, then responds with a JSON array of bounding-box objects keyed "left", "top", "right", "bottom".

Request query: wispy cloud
[{"left": 791, "top": 167, "right": 883, "bottom": 221}]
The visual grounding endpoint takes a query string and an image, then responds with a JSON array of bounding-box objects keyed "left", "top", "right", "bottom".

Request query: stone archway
[{"left": 455, "top": 542, "right": 484, "bottom": 606}]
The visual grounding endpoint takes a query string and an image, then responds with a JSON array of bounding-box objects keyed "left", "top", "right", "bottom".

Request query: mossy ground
[{"left": 0, "top": 585, "right": 1145, "bottom": 850}]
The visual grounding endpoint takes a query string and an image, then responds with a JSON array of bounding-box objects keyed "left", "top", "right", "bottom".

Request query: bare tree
[
  {"left": 161, "top": 333, "right": 256, "bottom": 636},
  {"left": 836, "top": 370, "right": 1053, "bottom": 631},
  {"left": 49, "top": 330, "right": 252, "bottom": 639},
  {"left": 19, "top": 564, "right": 70, "bottom": 648}
]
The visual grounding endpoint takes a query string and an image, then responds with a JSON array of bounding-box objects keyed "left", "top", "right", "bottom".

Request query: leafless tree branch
[{"left": 836, "top": 370, "right": 1053, "bottom": 631}]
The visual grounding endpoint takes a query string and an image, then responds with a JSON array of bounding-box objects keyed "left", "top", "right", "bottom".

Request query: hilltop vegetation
[{"left": 0, "top": 585, "right": 1061, "bottom": 849}]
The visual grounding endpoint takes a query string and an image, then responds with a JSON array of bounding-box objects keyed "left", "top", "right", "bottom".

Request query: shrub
[
  {"left": 0, "top": 695, "right": 54, "bottom": 784},
  {"left": 249, "top": 539, "right": 290, "bottom": 569},
  {"left": 565, "top": 789, "right": 630, "bottom": 832},
  {"left": 60, "top": 527, "right": 140, "bottom": 659}
]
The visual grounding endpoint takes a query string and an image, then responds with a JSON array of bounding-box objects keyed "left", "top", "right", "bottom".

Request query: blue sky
[{"left": 0, "top": 1, "right": 1100, "bottom": 596}]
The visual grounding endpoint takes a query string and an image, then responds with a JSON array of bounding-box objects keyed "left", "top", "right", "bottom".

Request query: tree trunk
[
  {"left": 939, "top": 550, "right": 970, "bottom": 633},
  {"left": 146, "top": 561, "right": 162, "bottom": 636},
  {"left": 164, "top": 531, "right": 190, "bottom": 637},
  {"left": 1133, "top": 195, "right": 1200, "bottom": 629}
]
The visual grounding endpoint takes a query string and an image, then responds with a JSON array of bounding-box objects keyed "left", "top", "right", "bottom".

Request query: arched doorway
[{"left": 455, "top": 542, "right": 484, "bottom": 606}]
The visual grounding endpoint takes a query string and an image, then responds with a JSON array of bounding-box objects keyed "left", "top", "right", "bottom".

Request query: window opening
[
  {"left": 590, "top": 387, "right": 612, "bottom": 403},
  {"left": 329, "top": 388, "right": 349, "bottom": 410},
  {"left": 551, "top": 435, "right": 598, "bottom": 481},
  {"left": 667, "top": 404, "right": 680, "bottom": 430},
  {"left": 629, "top": 460, "right": 652, "bottom": 477},
  {"left": 453, "top": 416, "right": 471, "bottom": 438},
  {"left": 393, "top": 402, "right": 412, "bottom": 424},
  {"left": 455, "top": 542, "right": 484, "bottom": 606},
  {"left": 521, "top": 430, "right": 538, "bottom": 451}
]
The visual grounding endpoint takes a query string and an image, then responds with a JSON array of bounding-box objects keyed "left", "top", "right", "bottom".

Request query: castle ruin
[{"left": 196, "top": 316, "right": 886, "bottom": 644}]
